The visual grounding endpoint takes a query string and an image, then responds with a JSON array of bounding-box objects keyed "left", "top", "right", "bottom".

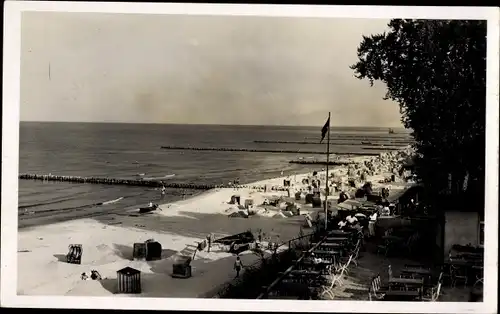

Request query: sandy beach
[{"left": 17, "top": 149, "right": 413, "bottom": 298}]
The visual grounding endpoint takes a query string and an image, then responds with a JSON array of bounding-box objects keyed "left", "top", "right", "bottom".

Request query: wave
[
  {"left": 19, "top": 196, "right": 125, "bottom": 216},
  {"left": 99, "top": 197, "right": 124, "bottom": 205}
]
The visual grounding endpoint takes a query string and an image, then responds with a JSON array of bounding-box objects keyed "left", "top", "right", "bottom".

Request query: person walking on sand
[{"left": 234, "top": 256, "right": 244, "bottom": 278}]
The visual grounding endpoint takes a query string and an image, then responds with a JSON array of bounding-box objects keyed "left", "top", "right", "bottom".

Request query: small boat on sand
[{"left": 139, "top": 203, "right": 159, "bottom": 213}]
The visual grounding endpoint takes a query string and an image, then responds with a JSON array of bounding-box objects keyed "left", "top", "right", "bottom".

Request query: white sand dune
[{"left": 17, "top": 148, "right": 413, "bottom": 298}]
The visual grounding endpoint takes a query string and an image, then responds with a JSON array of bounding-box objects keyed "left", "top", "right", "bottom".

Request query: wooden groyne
[
  {"left": 304, "top": 134, "right": 412, "bottom": 140},
  {"left": 19, "top": 173, "right": 215, "bottom": 190},
  {"left": 254, "top": 140, "right": 410, "bottom": 147},
  {"left": 18, "top": 173, "right": 289, "bottom": 191},
  {"left": 160, "top": 146, "right": 378, "bottom": 156}
]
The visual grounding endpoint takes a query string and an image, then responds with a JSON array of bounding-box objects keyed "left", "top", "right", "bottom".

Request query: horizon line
[{"left": 20, "top": 120, "right": 409, "bottom": 130}]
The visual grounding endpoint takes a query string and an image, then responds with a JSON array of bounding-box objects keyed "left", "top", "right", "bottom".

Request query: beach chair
[
  {"left": 312, "top": 197, "right": 322, "bottom": 208},
  {"left": 145, "top": 240, "right": 162, "bottom": 261},
  {"left": 133, "top": 243, "right": 147, "bottom": 260},
  {"left": 66, "top": 244, "right": 82, "bottom": 264},
  {"left": 171, "top": 256, "right": 192, "bottom": 278}
]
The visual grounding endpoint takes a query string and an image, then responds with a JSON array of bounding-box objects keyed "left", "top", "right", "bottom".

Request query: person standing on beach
[
  {"left": 234, "top": 256, "right": 244, "bottom": 277},
  {"left": 160, "top": 184, "right": 166, "bottom": 199},
  {"left": 207, "top": 233, "right": 212, "bottom": 253}
]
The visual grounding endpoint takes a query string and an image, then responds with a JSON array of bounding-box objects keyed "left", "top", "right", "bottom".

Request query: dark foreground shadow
[
  {"left": 112, "top": 244, "right": 134, "bottom": 261},
  {"left": 99, "top": 278, "right": 117, "bottom": 294},
  {"left": 53, "top": 254, "right": 67, "bottom": 262}
]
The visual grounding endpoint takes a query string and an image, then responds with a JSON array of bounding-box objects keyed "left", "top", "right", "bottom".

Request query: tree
[{"left": 350, "top": 19, "right": 486, "bottom": 208}]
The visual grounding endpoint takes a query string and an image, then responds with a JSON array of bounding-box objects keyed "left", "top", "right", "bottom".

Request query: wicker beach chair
[{"left": 66, "top": 244, "right": 82, "bottom": 264}]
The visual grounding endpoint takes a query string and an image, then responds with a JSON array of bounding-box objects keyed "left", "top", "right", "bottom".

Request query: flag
[{"left": 320, "top": 117, "right": 330, "bottom": 143}]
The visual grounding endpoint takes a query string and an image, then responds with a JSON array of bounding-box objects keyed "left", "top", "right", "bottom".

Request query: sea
[{"left": 18, "top": 122, "right": 411, "bottom": 228}]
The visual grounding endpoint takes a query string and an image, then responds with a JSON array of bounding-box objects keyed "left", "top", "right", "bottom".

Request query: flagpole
[{"left": 325, "top": 112, "right": 331, "bottom": 231}]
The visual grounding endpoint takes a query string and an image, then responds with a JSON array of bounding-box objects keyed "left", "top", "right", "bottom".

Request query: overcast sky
[{"left": 20, "top": 12, "right": 403, "bottom": 127}]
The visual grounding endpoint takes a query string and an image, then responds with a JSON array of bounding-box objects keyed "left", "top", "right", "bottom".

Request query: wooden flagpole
[{"left": 325, "top": 112, "right": 331, "bottom": 231}]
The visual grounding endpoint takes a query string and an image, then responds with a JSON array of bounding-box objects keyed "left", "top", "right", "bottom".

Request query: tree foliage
[{"left": 350, "top": 19, "right": 486, "bottom": 208}]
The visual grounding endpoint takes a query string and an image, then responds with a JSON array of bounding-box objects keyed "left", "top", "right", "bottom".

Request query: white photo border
[{"left": 2, "top": 2, "right": 499, "bottom": 313}]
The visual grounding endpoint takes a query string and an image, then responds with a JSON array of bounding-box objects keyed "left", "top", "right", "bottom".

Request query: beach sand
[
  {"left": 17, "top": 173, "right": 322, "bottom": 297},
  {"left": 17, "top": 150, "right": 413, "bottom": 298}
]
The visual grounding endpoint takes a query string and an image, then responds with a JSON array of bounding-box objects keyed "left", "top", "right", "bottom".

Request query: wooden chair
[
  {"left": 422, "top": 282, "right": 442, "bottom": 302},
  {"left": 338, "top": 255, "right": 353, "bottom": 277},
  {"left": 368, "top": 275, "right": 387, "bottom": 301},
  {"left": 424, "top": 271, "right": 442, "bottom": 292},
  {"left": 472, "top": 266, "right": 483, "bottom": 288},
  {"left": 437, "top": 271, "right": 443, "bottom": 284},
  {"left": 403, "top": 234, "right": 415, "bottom": 255},
  {"left": 349, "top": 243, "right": 361, "bottom": 267},
  {"left": 450, "top": 264, "right": 468, "bottom": 287},
  {"left": 320, "top": 256, "right": 351, "bottom": 299}
]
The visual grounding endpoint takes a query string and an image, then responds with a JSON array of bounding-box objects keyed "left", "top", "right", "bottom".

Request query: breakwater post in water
[
  {"left": 253, "top": 140, "right": 411, "bottom": 147},
  {"left": 160, "top": 146, "right": 380, "bottom": 156},
  {"left": 18, "top": 173, "right": 290, "bottom": 191}
]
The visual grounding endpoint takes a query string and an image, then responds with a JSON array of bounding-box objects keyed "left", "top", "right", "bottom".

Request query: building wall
[{"left": 443, "top": 211, "right": 480, "bottom": 255}]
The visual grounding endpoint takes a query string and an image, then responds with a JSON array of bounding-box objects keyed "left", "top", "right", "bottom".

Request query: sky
[{"left": 20, "top": 12, "right": 403, "bottom": 127}]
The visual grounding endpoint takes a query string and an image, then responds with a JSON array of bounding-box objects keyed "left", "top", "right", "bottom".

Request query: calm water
[{"left": 18, "top": 122, "right": 410, "bottom": 227}]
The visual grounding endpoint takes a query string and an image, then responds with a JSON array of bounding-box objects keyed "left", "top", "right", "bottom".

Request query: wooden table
[
  {"left": 325, "top": 237, "right": 349, "bottom": 242},
  {"left": 297, "top": 260, "right": 334, "bottom": 273},
  {"left": 312, "top": 249, "right": 341, "bottom": 255},
  {"left": 328, "top": 230, "right": 353, "bottom": 236},
  {"left": 445, "top": 259, "right": 483, "bottom": 267},
  {"left": 402, "top": 267, "right": 432, "bottom": 276},
  {"left": 389, "top": 278, "right": 424, "bottom": 285},
  {"left": 315, "top": 242, "right": 344, "bottom": 249},
  {"left": 452, "top": 244, "right": 483, "bottom": 254},
  {"left": 289, "top": 270, "right": 321, "bottom": 276}
]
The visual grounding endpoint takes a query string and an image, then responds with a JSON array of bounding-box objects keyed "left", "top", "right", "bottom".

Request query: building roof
[{"left": 117, "top": 266, "right": 141, "bottom": 276}]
